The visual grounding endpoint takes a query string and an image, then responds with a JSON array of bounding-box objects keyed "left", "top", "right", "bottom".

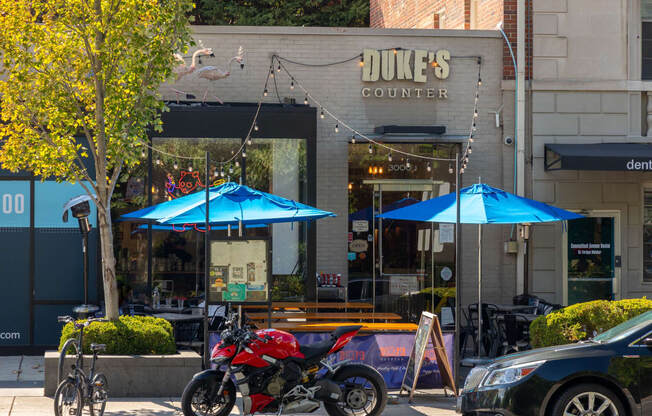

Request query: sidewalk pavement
[{"left": 0, "top": 391, "right": 457, "bottom": 416}]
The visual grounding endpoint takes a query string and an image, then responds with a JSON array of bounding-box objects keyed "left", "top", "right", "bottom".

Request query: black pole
[
  {"left": 82, "top": 232, "right": 89, "bottom": 305},
  {"left": 203, "top": 151, "right": 210, "bottom": 369},
  {"left": 454, "top": 152, "right": 462, "bottom": 393}
]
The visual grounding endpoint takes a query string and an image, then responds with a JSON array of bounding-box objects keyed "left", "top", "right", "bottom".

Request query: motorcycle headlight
[
  {"left": 211, "top": 355, "right": 229, "bottom": 365},
  {"left": 481, "top": 361, "right": 545, "bottom": 387}
]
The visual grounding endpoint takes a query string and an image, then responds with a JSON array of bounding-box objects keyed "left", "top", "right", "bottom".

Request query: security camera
[{"left": 504, "top": 136, "right": 514, "bottom": 146}]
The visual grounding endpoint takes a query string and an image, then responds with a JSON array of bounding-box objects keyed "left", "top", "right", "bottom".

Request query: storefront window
[
  {"left": 347, "top": 142, "right": 457, "bottom": 322},
  {"left": 111, "top": 137, "right": 308, "bottom": 307},
  {"left": 643, "top": 188, "right": 652, "bottom": 282},
  {"left": 643, "top": 2, "right": 652, "bottom": 79}
]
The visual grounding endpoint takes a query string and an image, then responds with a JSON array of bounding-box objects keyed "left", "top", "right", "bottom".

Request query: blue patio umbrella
[
  {"left": 378, "top": 183, "right": 583, "bottom": 356},
  {"left": 121, "top": 182, "right": 335, "bottom": 226}
]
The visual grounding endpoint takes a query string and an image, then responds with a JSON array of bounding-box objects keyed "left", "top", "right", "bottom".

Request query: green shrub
[
  {"left": 58, "top": 315, "right": 176, "bottom": 355},
  {"left": 529, "top": 298, "right": 652, "bottom": 348}
]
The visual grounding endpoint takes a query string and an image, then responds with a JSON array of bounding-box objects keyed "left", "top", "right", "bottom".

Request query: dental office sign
[{"left": 361, "top": 48, "right": 450, "bottom": 100}]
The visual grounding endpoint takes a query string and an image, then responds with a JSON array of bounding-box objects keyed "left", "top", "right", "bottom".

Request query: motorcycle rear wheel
[
  {"left": 324, "top": 364, "right": 387, "bottom": 416},
  {"left": 181, "top": 375, "right": 236, "bottom": 416}
]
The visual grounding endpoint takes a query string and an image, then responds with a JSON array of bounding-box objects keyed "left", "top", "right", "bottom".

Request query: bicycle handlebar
[{"left": 57, "top": 316, "right": 107, "bottom": 328}]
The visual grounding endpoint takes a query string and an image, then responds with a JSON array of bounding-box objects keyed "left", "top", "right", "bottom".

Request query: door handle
[{"left": 622, "top": 355, "right": 640, "bottom": 359}]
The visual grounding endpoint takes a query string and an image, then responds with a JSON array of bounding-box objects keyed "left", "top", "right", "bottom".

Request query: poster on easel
[
  {"left": 400, "top": 311, "right": 457, "bottom": 400},
  {"left": 209, "top": 239, "right": 269, "bottom": 304}
]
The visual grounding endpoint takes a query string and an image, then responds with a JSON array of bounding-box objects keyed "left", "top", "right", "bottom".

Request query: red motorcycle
[{"left": 181, "top": 314, "right": 387, "bottom": 416}]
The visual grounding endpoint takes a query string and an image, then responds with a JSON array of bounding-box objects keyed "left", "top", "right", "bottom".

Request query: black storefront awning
[{"left": 545, "top": 143, "right": 652, "bottom": 171}]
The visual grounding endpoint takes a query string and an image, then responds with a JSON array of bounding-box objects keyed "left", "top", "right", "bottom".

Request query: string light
[
  {"left": 235, "top": 160, "right": 240, "bottom": 167},
  {"left": 242, "top": 150, "right": 247, "bottom": 158},
  {"left": 351, "top": 135, "right": 356, "bottom": 144},
  {"left": 229, "top": 165, "right": 234, "bottom": 174},
  {"left": 335, "top": 123, "right": 339, "bottom": 133},
  {"left": 478, "top": 77, "right": 482, "bottom": 86},
  {"left": 141, "top": 150, "right": 146, "bottom": 158},
  {"left": 155, "top": 158, "right": 161, "bottom": 165},
  {"left": 188, "top": 166, "right": 193, "bottom": 172},
  {"left": 247, "top": 137, "right": 253, "bottom": 145},
  {"left": 269, "top": 68, "right": 274, "bottom": 78},
  {"left": 427, "top": 161, "right": 432, "bottom": 172},
  {"left": 277, "top": 64, "right": 281, "bottom": 73},
  {"left": 290, "top": 80, "right": 294, "bottom": 90},
  {"left": 304, "top": 95, "right": 308, "bottom": 105},
  {"left": 220, "top": 166, "right": 225, "bottom": 177},
  {"left": 468, "top": 146, "right": 473, "bottom": 154},
  {"left": 448, "top": 164, "right": 453, "bottom": 174},
  {"left": 388, "top": 152, "right": 392, "bottom": 162},
  {"left": 320, "top": 108, "right": 324, "bottom": 119},
  {"left": 263, "top": 88, "right": 268, "bottom": 97},
  {"left": 173, "top": 161, "right": 178, "bottom": 170},
  {"left": 406, "top": 159, "right": 411, "bottom": 169},
  {"left": 214, "top": 169, "right": 219, "bottom": 177},
  {"left": 368, "top": 144, "right": 373, "bottom": 154},
  {"left": 254, "top": 124, "right": 259, "bottom": 132}
]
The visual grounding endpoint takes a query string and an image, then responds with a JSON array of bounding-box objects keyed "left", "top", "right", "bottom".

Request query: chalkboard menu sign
[
  {"left": 208, "top": 239, "right": 270, "bottom": 304},
  {"left": 400, "top": 311, "right": 456, "bottom": 400}
]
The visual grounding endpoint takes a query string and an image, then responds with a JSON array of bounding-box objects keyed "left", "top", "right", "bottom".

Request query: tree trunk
[{"left": 98, "top": 205, "right": 119, "bottom": 320}]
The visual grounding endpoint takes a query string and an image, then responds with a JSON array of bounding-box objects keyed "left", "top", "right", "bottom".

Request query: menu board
[{"left": 209, "top": 240, "right": 269, "bottom": 303}]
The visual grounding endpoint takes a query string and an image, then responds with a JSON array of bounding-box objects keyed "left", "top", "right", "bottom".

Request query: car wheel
[{"left": 551, "top": 383, "right": 625, "bottom": 416}]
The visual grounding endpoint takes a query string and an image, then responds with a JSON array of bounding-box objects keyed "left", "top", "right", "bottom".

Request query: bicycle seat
[{"left": 90, "top": 343, "right": 106, "bottom": 352}]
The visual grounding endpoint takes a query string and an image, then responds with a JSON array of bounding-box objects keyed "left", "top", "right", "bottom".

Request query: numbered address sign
[{"left": 0, "top": 181, "right": 30, "bottom": 227}]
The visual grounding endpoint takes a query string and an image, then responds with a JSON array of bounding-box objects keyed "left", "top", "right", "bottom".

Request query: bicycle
[{"left": 54, "top": 315, "right": 109, "bottom": 416}]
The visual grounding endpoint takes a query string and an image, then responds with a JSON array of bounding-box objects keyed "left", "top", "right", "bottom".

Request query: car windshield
[{"left": 592, "top": 310, "right": 652, "bottom": 342}]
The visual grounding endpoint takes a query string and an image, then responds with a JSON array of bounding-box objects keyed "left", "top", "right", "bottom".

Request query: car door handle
[{"left": 622, "top": 355, "right": 640, "bottom": 358}]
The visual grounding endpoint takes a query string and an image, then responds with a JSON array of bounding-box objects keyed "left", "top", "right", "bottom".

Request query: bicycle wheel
[
  {"left": 89, "top": 373, "right": 108, "bottom": 416},
  {"left": 54, "top": 378, "right": 83, "bottom": 416},
  {"left": 58, "top": 339, "right": 78, "bottom": 384}
]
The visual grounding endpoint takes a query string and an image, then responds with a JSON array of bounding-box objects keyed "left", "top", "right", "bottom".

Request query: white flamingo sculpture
[
  {"left": 195, "top": 46, "right": 245, "bottom": 104},
  {"left": 170, "top": 45, "right": 214, "bottom": 102}
]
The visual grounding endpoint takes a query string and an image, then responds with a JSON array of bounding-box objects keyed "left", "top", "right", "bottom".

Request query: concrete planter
[{"left": 44, "top": 350, "right": 201, "bottom": 397}]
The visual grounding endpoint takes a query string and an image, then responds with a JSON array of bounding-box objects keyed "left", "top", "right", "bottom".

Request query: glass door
[{"left": 563, "top": 211, "right": 621, "bottom": 305}]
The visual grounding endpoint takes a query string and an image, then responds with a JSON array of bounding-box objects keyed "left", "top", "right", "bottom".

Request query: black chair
[
  {"left": 468, "top": 303, "right": 500, "bottom": 356},
  {"left": 500, "top": 314, "right": 530, "bottom": 355}
]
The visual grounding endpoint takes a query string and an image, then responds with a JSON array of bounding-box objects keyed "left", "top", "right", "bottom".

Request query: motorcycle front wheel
[
  {"left": 324, "top": 364, "right": 387, "bottom": 416},
  {"left": 181, "top": 375, "right": 236, "bottom": 416}
]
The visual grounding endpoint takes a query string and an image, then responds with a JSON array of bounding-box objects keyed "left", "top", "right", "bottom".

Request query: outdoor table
[
  {"left": 496, "top": 313, "right": 538, "bottom": 323},
  {"left": 495, "top": 304, "right": 537, "bottom": 314},
  {"left": 241, "top": 302, "right": 374, "bottom": 310},
  {"left": 154, "top": 312, "right": 203, "bottom": 321},
  {"left": 245, "top": 312, "right": 402, "bottom": 323},
  {"left": 154, "top": 313, "right": 204, "bottom": 348},
  {"left": 152, "top": 306, "right": 192, "bottom": 314},
  {"left": 256, "top": 322, "right": 418, "bottom": 332}
]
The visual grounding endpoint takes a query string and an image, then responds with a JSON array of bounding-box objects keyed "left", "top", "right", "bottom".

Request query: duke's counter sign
[{"left": 361, "top": 48, "right": 450, "bottom": 100}]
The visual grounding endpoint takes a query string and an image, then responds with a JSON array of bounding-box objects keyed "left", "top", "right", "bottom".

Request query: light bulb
[
  {"left": 173, "top": 161, "right": 178, "bottom": 170},
  {"left": 469, "top": 137, "right": 475, "bottom": 143},
  {"left": 263, "top": 89, "right": 268, "bottom": 97},
  {"left": 335, "top": 124, "right": 339, "bottom": 133},
  {"left": 290, "top": 80, "right": 294, "bottom": 90},
  {"left": 351, "top": 136, "right": 356, "bottom": 144},
  {"left": 393, "top": 49, "right": 397, "bottom": 55},
  {"left": 368, "top": 144, "right": 373, "bottom": 154},
  {"left": 474, "top": 110, "right": 478, "bottom": 118},
  {"left": 460, "top": 167, "right": 465, "bottom": 174},
  {"left": 406, "top": 159, "right": 411, "bottom": 169},
  {"left": 304, "top": 95, "right": 308, "bottom": 105},
  {"left": 247, "top": 137, "right": 252, "bottom": 145},
  {"left": 141, "top": 150, "right": 146, "bottom": 158},
  {"left": 427, "top": 162, "right": 432, "bottom": 172},
  {"left": 156, "top": 158, "right": 161, "bottom": 165},
  {"left": 277, "top": 64, "right": 281, "bottom": 73},
  {"left": 388, "top": 153, "right": 392, "bottom": 162},
  {"left": 235, "top": 161, "right": 240, "bottom": 167},
  {"left": 242, "top": 151, "right": 247, "bottom": 158},
  {"left": 214, "top": 169, "right": 219, "bottom": 177},
  {"left": 448, "top": 164, "right": 453, "bottom": 174},
  {"left": 254, "top": 124, "right": 259, "bottom": 131},
  {"left": 468, "top": 146, "right": 473, "bottom": 154},
  {"left": 229, "top": 165, "right": 234, "bottom": 174},
  {"left": 320, "top": 109, "right": 324, "bottom": 119},
  {"left": 220, "top": 168, "right": 225, "bottom": 177},
  {"left": 478, "top": 78, "right": 482, "bottom": 86},
  {"left": 188, "top": 166, "right": 193, "bottom": 172},
  {"left": 270, "top": 69, "right": 274, "bottom": 78}
]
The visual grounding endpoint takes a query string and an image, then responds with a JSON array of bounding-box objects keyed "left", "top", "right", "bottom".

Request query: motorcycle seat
[{"left": 299, "top": 326, "right": 362, "bottom": 361}]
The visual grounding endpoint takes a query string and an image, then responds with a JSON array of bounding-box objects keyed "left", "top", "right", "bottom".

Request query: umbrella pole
[
  {"left": 203, "top": 151, "right": 210, "bottom": 369},
  {"left": 454, "top": 152, "right": 461, "bottom": 392},
  {"left": 477, "top": 224, "right": 483, "bottom": 356},
  {"left": 431, "top": 222, "right": 434, "bottom": 314}
]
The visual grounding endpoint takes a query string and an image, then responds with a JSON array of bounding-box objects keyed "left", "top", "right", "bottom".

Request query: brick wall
[{"left": 370, "top": 0, "right": 531, "bottom": 80}]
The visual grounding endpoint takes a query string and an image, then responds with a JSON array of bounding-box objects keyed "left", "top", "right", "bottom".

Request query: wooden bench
[
  {"left": 241, "top": 302, "right": 374, "bottom": 310},
  {"left": 253, "top": 322, "right": 418, "bottom": 332},
  {"left": 245, "top": 312, "right": 402, "bottom": 323}
]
